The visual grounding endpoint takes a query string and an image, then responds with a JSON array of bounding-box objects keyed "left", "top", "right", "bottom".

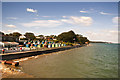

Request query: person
[
  {"left": 2, "top": 48, "right": 5, "bottom": 54},
  {"left": 20, "top": 47, "right": 22, "bottom": 51}
]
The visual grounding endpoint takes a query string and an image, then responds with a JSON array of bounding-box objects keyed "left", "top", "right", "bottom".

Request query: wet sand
[{"left": 0, "top": 45, "right": 83, "bottom": 78}]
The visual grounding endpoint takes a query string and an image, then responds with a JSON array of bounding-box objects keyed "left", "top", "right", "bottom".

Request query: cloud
[
  {"left": 6, "top": 17, "right": 18, "bottom": 20},
  {"left": 42, "top": 16, "right": 51, "bottom": 18},
  {"left": 62, "top": 16, "right": 67, "bottom": 18},
  {"left": 61, "top": 16, "right": 93, "bottom": 26},
  {"left": 5, "top": 24, "right": 16, "bottom": 28},
  {"left": 70, "top": 16, "right": 93, "bottom": 26},
  {"left": 21, "top": 16, "right": 93, "bottom": 28},
  {"left": 85, "top": 30, "right": 119, "bottom": 43},
  {"left": 12, "top": 30, "right": 21, "bottom": 33},
  {"left": 27, "top": 8, "right": 37, "bottom": 13},
  {"left": 99, "top": 12, "right": 110, "bottom": 15},
  {"left": 80, "top": 11, "right": 88, "bottom": 13},
  {"left": 21, "top": 20, "right": 62, "bottom": 28},
  {"left": 3, "top": 29, "right": 21, "bottom": 34},
  {"left": 112, "top": 17, "right": 118, "bottom": 24}
]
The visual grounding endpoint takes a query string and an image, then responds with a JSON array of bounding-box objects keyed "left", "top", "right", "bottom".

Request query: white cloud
[
  {"left": 70, "top": 16, "right": 93, "bottom": 26},
  {"left": 5, "top": 24, "right": 16, "bottom": 28},
  {"left": 21, "top": 16, "right": 93, "bottom": 28},
  {"left": 62, "top": 16, "right": 67, "bottom": 18},
  {"left": 21, "top": 20, "right": 62, "bottom": 28},
  {"left": 80, "top": 11, "right": 88, "bottom": 13},
  {"left": 99, "top": 12, "right": 110, "bottom": 15},
  {"left": 61, "top": 16, "right": 93, "bottom": 26},
  {"left": 6, "top": 17, "right": 18, "bottom": 20},
  {"left": 85, "top": 30, "right": 119, "bottom": 43},
  {"left": 3, "top": 29, "right": 21, "bottom": 34},
  {"left": 12, "top": 30, "right": 21, "bottom": 33},
  {"left": 112, "top": 17, "right": 118, "bottom": 24},
  {"left": 27, "top": 8, "right": 37, "bottom": 13}
]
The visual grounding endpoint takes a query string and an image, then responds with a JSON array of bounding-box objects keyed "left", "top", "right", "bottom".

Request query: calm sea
[{"left": 17, "top": 43, "right": 119, "bottom": 78}]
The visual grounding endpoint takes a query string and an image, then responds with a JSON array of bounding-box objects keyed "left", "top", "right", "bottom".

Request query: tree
[
  {"left": 24, "top": 32, "right": 35, "bottom": 40},
  {"left": 57, "top": 30, "right": 89, "bottom": 44},
  {"left": 57, "top": 30, "right": 77, "bottom": 43},
  {"left": 12, "top": 32, "right": 21, "bottom": 37},
  {"left": 0, "top": 32, "right": 4, "bottom": 35},
  {"left": 38, "top": 35, "right": 44, "bottom": 37},
  {"left": 76, "top": 35, "right": 89, "bottom": 44}
]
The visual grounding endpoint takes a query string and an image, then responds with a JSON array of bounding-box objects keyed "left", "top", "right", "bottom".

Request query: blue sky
[{"left": 2, "top": 2, "right": 119, "bottom": 43}]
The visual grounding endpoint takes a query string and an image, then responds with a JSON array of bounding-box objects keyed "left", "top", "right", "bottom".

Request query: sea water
[{"left": 19, "top": 43, "right": 118, "bottom": 78}]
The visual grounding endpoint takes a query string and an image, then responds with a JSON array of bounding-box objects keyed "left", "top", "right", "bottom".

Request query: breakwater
[{"left": 0, "top": 45, "right": 82, "bottom": 60}]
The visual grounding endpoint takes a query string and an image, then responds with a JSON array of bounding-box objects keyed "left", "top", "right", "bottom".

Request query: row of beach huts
[{"left": 24, "top": 40, "right": 66, "bottom": 48}]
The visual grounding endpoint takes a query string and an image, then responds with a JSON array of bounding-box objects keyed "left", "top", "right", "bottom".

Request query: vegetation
[
  {"left": 57, "top": 30, "right": 77, "bottom": 43},
  {"left": 11, "top": 32, "right": 21, "bottom": 37},
  {"left": 24, "top": 32, "right": 36, "bottom": 40},
  {"left": 1, "top": 30, "right": 89, "bottom": 44},
  {"left": 57, "top": 30, "right": 89, "bottom": 44}
]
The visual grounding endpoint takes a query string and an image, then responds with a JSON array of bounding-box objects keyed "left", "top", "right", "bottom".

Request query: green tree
[
  {"left": 24, "top": 32, "right": 35, "bottom": 40},
  {"left": 57, "top": 30, "right": 77, "bottom": 43},
  {"left": 38, "top": 35, "right": 44, "bottom": 37},
  {"left": 12, "top": 32, "right": 21, "bottom": 37}
]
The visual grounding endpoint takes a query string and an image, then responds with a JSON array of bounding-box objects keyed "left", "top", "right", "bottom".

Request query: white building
[{"left": 0, "top": 42, "right": 19, "bottom": 48}]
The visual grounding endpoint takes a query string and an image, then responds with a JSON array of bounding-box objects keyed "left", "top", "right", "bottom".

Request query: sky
[{"left": 2, "top": 2, "right": 119, "bottom": 43}]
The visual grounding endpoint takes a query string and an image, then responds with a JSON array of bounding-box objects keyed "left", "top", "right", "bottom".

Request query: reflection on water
[{"left": 1, "top": 43, "right": 118, "bottom": 78}]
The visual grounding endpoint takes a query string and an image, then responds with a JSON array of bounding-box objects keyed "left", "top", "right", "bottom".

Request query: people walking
[
  {"left": 2, "top": 48, "right": 5, "bottom": 54},
  {"left": 20, "top": 47, "right": 22, "bottom": 51}
]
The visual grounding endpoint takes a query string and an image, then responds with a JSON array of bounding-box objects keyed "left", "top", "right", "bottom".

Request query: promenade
[{"left": 0, "top": 45, "right": 82, "bottom": 61}]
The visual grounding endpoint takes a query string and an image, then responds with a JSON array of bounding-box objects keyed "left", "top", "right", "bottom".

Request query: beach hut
[
  {"left": 55, "top": 43, "right": 59, "bottom": 47},
  {"left": 44, "top": 44, "right": 48, "bottom": 48},
  {"left": 52, "top": 44, "right": 55, "bottom": 48},
  {"left": 26, "top": 44, "right": 30, "bottom": 48},
  {"left": 61, "top": 44, "right": 64, "bottom": 46},
  {"left": 37, "top": 45, "right": 40, "bottom": 48},
  {"left": 58, "top": 44, "right": 61, "bottom": 47},
  {"left": 48, "top": 44, "right": 52, "bottom": 48},
  {"left": 34, "top": 44, "right": 38, "bottom": 47},
  {"left": 42, "top": 42, "right": 44, "bottom": 44},
  {"left": 64, "top": 44, "right": 66, "bottom": 46},
  {"left": 37, "top": 41, "right": 40, "bottom": 44},
  {"left": 30, "top": 44, "right": 34, "bottom": 48}
]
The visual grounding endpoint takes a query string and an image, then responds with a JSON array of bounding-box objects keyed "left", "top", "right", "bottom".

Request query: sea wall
[{"left": 0, "top": 45, "right": 82, "bottom": 60}]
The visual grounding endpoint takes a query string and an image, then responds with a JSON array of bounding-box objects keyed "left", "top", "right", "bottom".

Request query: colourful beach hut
[
  {"left": 37, "top": 45, "right": 40, "bottom": 48},
  {"left": 61, "top": 44, "right": 64, "bottom": 46},
  {"left": 64, "top": 44, "right": 66, "bottom": 46},
  {"left": 58, "top": 44, "right": 61, "bottom": 47},
  {"left": 34, "top": 44, "right": 38, "bottom": 47},
  {"left": 48, "top": 44, "right": 52, "bottom": 48},
  {"left": 26, "top": 44, "right": 30, "bottom": 48},
  {"left": 52, "top": 44, "right": 55, "bottom": 48},
  {"left": 55, "top": 43, "right": 59, "bottom": 47}
]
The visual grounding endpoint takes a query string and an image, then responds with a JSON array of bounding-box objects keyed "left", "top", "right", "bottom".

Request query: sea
[{"left": 1, "top": 43, "right": 119, "bottom": 78}]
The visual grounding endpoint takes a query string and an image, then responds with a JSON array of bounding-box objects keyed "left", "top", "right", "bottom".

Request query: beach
[
  {"left": 0, "top": 45, "right": 82, "bottom": 78},
  {"left": 0, "top": 43, "right": 118, "bottom": 78}
]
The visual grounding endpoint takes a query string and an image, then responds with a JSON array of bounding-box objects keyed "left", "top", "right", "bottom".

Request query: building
[{"left": 0, "top": 42, "right": 19, "bottom": 48}]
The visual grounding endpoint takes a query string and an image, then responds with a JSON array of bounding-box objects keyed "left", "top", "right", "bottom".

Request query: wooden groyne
[
  {"left": 1, "top": 60, "right": 19, "bottom": 66},
  {"left": 0, "top": 45, "right": 83, "bottom": 61}
]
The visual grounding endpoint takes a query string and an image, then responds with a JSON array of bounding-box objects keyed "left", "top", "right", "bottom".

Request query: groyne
[{"left": 0, "top": 45, "right": 83, "bottom": 61}]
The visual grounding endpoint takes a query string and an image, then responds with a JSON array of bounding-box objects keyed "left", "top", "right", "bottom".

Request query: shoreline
[
  {"left": 0, "top": 44, "right": 86, "bottom": 78},
  {"left": 0, "top": 45, "right": 84, "bottom": 61}
]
